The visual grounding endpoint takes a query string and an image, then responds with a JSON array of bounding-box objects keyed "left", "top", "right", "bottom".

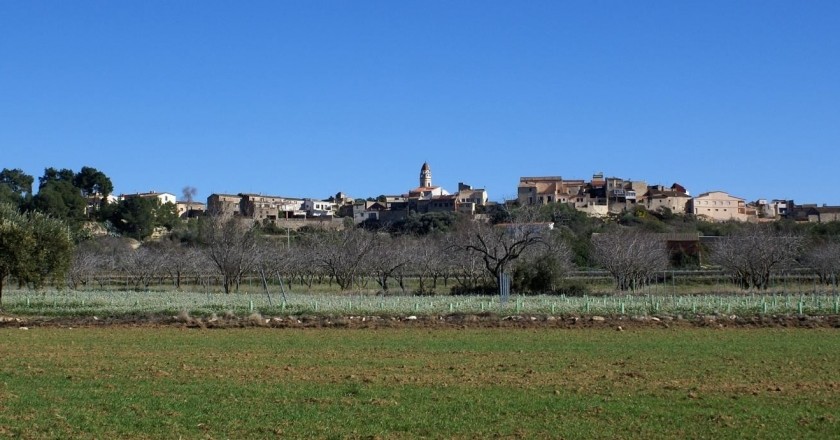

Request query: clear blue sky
[{"left": 2, "top": 1, "right": 839, "bottom": 204}]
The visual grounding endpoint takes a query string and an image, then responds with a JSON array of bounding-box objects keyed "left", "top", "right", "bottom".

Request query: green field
[{"left": 1, "top": 327, "right": 838, "bottom": 439}]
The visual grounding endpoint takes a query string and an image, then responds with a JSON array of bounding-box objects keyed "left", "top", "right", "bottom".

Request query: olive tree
[
  {"left": 591, "top": 229, "right": 668, "bottom": 291},
  {"left": 0, "top": 203, "right": 73, "bottom": 303},
  {"left": 710, "top": 225, "right": 804, "bottom": 290},
  {"left": 512, "top": 231, "right": 574, "bottom": 293}
]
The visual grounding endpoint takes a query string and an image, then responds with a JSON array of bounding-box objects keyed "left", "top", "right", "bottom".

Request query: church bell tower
[{"left": 420, "top": 162, "right": 432, "bottom": 187}]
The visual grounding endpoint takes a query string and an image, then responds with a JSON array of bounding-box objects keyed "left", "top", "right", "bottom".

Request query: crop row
[{"left": 2, "top": 289, "right": 839, "bottom": 318}]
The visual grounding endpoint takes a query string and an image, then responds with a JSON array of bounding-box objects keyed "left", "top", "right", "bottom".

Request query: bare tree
[
  {"left": 72, "top": 236, "right": 135, "bottom": 290},
  {"left": 286, "top": 242, "right": 318, "bottom": 289},
  {"left": 591, "top": 229, "right": 668, "bottom": 291},
  {"left": 115, "top": 245, "right": 167, "bottom": 291},
  {"left": 710, "top": 225, "right": 804, "bottom": 290},
  {"left": 307, "top": 228, "right": 378, "bottom": 291},
  {"left": 408, "top": 235, "right": 449, "bottom": 294},
  {"left": 199, "top": 215, "right": 261, "bottom": 293},
  {"left": 367, "top": 234, "right": 412, "bottom": 294},
  {"left": 455, "top": 220, "right": 549, "bottom": 292},
  {"left": 446, "top": 242, "right": 487, "bottom": 293},
  {"left": 803, "top": 241, "right": 840, "bottom": 285},
  {"left": 67, "top": 244, "right": 101, "bottom": 289},
  {"left": 155, "top": 241, "right": 202, "bottom": 290}
]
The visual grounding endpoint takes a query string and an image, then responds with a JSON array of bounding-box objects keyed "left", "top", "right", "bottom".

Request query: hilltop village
[{"left": 114, "top": 162, "right": 840, "bottom": 230}]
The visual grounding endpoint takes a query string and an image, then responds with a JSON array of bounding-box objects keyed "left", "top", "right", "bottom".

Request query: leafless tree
[
  {"left": 454, "top": 220, "right": 549, "bottom": 292},
  {"left": 66, "top": 244, "right": 101, "bottom": 289},
  {"left": 115, "top": 245, "right": 167, "bottom": 291},
  {"left": 307, "top": 228, "right": 378, "bottom": 291},
  {"left": 69, "top": 236, "right": 135, "bottom": 290},
  {"left": 446, "top": 242, "right": 487, "bottom": 292},
  {"left": 365, "top": 234, "right": 412, "bottom": 294},
  {"left": 285, "top": 242, "right": 317, "bottom": 289},
  {"left": 409, "top": 235, "right": 450, "bottom": 294},
  {"left": 154, "top": 241, "right": 202, "bottom": 290},
  {"left": 591, "top": 229, "right": 668, "bottom": 291},
  {"left": 199, "top": 215, "right": 261, "bottom": 293},
  {"left": 803, "top": 241, "right": 840, "bottom": 285},
  {"left": 710, "top": 225, "right": 804, "bottom": 290},
  {"left": 252, "top": 239, "right": 294, "bottom": 302}
]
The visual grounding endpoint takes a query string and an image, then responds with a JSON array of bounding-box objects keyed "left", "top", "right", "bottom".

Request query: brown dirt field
[{"left": 2, "top": 311, "right": 840, "bottom": 330}]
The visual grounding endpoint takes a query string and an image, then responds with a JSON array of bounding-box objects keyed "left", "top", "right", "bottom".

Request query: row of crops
[{"left": 2, "top": 289, "right": 839, "bottom": 317}]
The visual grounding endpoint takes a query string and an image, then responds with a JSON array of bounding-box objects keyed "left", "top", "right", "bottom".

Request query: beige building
[
  {"left": 207, "top": 193, "right": 242, "bottom": 217},
  {"left": 605, "top": 177, "right": 647, "bottom": 213},
  {"left": 176, "top": 201, "right": 206, "bottom": 218},
  {"left": 517, "top": 176, "right": 586, "bottom": 206},
  {"left": 690, "top": 191, "right": 749, "bottom": 222},
  {"left": 121, "top": 191, "right": 177, "bottom": 205},
  {"left": 239, "top": 193, "right": 305, "bottom": 221},
  {"left": 645, "top": 185, "right": 691, "bottom": 215},
  {"left": 455, "top": 182, "right": 489, "bottom": 215}
]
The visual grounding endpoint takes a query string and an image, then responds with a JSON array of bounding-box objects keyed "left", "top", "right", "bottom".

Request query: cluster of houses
[
  {"left": 113, "top": 163, "right": 840, "bottom": 229},
  {"left": 516, "top": 173, "right": 840, "bottom": 223}
]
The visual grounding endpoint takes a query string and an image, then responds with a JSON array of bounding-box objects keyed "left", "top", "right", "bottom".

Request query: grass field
[{"left": 1, "top": 327, "right": 838, "bottom": 439}]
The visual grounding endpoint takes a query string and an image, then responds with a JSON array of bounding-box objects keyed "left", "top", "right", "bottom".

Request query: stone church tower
[{"left": 419, "top": 162, "right": 432, "bottom": 187}]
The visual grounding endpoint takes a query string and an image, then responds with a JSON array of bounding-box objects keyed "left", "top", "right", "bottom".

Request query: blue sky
[{"left": 2, "top": 1, "right": 839, "bottom": 204}]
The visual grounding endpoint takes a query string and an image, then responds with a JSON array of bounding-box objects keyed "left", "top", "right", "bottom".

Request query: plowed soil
[{"left": 2, "top": 312, "right": 839, "bottom": 329}]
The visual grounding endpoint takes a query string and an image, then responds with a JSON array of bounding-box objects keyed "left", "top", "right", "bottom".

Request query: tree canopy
[
  {"left": 74, "top": 166, "right": 114, "bottom": 198},
  {"left": 0, "top": 203, "right": 74, "bottom": 303},
  {"left": 0, "top": 168, "right": 34, "bottom": 208}
]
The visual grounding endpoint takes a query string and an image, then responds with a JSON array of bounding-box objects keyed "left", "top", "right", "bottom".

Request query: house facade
[
  {"left": 121, "top": 191, "right": 177, "bottom": 205},
  {"left": 454, "top": 182, "right": 489, "bottom": 215},
  {"left": 690, "top": 191, "right": 749, "bottom": 222},
  {"left": 239, "top": 193, "right": 306, "bottom": 221},
  {"left": 303, "top": 198, "right": 335, "bottom": 217},
  {"left": 207, "top": 194, "right": 242, "bottom": 217},
  {"left": 176, "top": 200, "right": 206, "bottom": 218},
  {"left": 517, "top": 176, "right": 586, "bottom": 206},
  {"left": 645, "top": 184, "right": 691, "bottom": 214}
]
